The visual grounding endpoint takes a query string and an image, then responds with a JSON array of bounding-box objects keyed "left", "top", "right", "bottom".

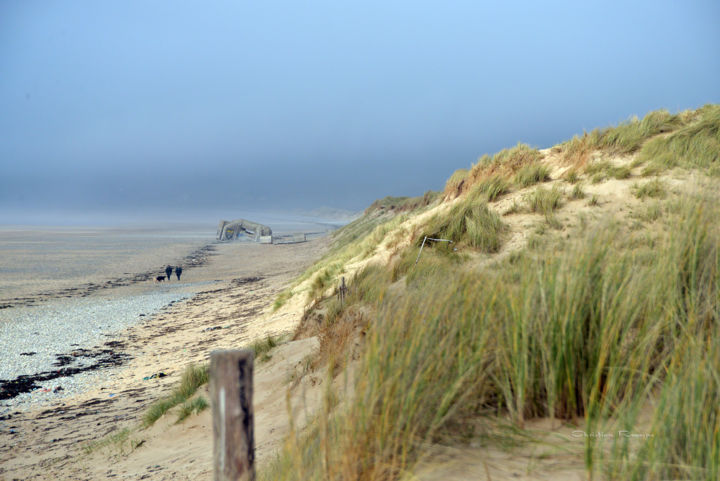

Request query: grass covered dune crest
[
  {"left": 260, "top": 104, "right": 720, "bottom": 480},
  {"left": 442, "top": 104, "right": 720, "bottom": 201}
]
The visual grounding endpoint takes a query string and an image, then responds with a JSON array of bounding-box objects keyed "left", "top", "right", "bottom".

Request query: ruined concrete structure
[{"left": 216, "top": 219, "right": 273, "bottom": 243}]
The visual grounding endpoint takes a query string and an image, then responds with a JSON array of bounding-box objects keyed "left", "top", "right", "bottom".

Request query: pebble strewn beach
[
  {"left": 0, "top": 281, "right": 221, "bottom": 411},
  {"left": 1, "top": 290, "right": 183, "bottom": 379},
  {"left": 0, "top": 225, "right": 219, "bottom": 412}
]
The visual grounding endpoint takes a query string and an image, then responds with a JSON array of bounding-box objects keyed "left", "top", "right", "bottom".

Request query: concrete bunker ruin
[{"left": 216, "top": 219, "right": 273, "bottom": 243}]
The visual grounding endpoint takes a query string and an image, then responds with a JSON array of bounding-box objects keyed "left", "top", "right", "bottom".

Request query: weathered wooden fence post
[
  {"left": 339, "top": 276, "right": 348, "bottom": 308},
  {"left": 210, "top": 349, "right": 255, "bottom": 481}
]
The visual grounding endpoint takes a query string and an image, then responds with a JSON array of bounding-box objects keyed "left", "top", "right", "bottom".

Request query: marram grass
[
  {"left": 561, "top": 106, "right": 714, "bottom": 173},
  {"left": 142, "top": 364, "right": 209, "bottom": 427},
  {"left": 526, "top": 185, "right": 563, "bottom": 217},
  {"left": 514, "top": 162, "right": 551, "bottom": 187},
  {"left": 262, "top": 192, "right": 720, "bottom": 481},
  {"left": 472, "top": 174, "right": 511, "bottom": 201},
  {"left": 638, "top": 104, "right": 720, "bottom": 170},
  {"left": 422, "top": 188, "right": 507, "bottom": 252},
  {"left": 444, "top": 143, "right": 544, "bottom": 196}
]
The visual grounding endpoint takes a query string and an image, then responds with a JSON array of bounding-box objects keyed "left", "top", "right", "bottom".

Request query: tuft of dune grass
[
  {"left": 564, "top": 168, "right": 581, "bottom": 183},
  {"left": 570, "top": 183, "right": 586, "bottom": 199},
  {"left": 514, "top": 162, "right": 551, "bottom": 187},
  {"left": 445, "top": 143, "right": 544, "bottom": 196},
  {"left": 585, "top": 160, "right": 632, "bottom": 183},
  {"left": 273, "top": 289, "right": 293, "bottom": 311},
  {"left": 444, "top": 169, "right": 469, "bottom": 198},
  {"left": 526, "top": 185, "right": 563, "bottom": 218},
  {"left": 561, "top": 108, "right": 698, "bottom": 171},
  {"left": 478, "top": 142, "right": 544, "bottom": 179},
  {"left": 562, "top": 131, "right": 602, "bottom": 167},
  {"left": 637, "top": 104, "right": 720, "bottom": 171},
  {"left": 472, "top": 174, "right": 511, "bottom": 201},
  {"left": 366, "top": 192, "right": 440, "bottom": 215},
  {"left": 176, "top": 396, "right": 209, "bottom": 423},
  {"left": 633, "top": 179, "right": 667, "bottom": 199},
  {"left": 251, "top": 334, "right": 281, "bottom": 363},
  {"left": 596, "top": 109, "right": 684, "bottom": 154},
  {"left": 142, "top": 364, "right": 209, "bottom": 427},
  {"left": 423, "top": 193, "right": 507, "bottom": 252}
]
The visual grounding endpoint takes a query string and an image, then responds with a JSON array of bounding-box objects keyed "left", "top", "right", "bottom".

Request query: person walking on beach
[
  {"left": 175, "top": 265, "right": 183, "bottom": 281},
  {"left": 165, "top": 265, "right": 173, "bottom": 281}
]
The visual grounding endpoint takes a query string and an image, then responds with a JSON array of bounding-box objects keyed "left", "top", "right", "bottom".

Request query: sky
[{"left": 1, "top": 0, "right": 719, "bottom": 224}]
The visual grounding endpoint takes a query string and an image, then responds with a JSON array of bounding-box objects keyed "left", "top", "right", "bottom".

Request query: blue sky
[{"left": 1, "top": 0, "right": 718, "bottom": 222}]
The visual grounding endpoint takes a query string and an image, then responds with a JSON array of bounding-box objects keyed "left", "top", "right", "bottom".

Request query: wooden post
[
  {"left": 338, "top": 276, "right": 349, "bottom": 308},
  {"left": 210, "top": 349, "right": 255, "bottom": 481}
]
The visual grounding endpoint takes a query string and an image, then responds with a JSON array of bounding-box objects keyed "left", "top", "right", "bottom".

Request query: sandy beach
[
  {"left": 0, "top": 225, "right": 216, "bottom": 307},
  {"left": 0, "top": 236, "right": 328, "bottom": 480}
]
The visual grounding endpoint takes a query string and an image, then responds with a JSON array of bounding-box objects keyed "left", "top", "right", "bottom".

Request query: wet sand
[
  {"left": 0, "top": 225, "right": 214, "bottom": 309},
  {"left": 0, "top": 237, "right": 328, "bottom": 480}
]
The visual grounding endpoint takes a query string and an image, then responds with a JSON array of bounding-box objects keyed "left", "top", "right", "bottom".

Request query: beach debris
[
  {"left": 202, "top": 325, "right": 223, "bottom": 332},
  {"left": 231, "top": 276, "right": 263, "bottom": 286},
  {"left": 0, "top": 349, "right": 131, "bottom": 400},
  {"left": 142, "top": 372, "right": 167, "bottom": 381},
  {"left": 19, "top": 352, "right": 36, "bottom": 356},
  {"left": 53, "top": 355, "right": 76, "bottom": 367},
  {"left": 53, "top": 386, "right": 63, "bottom": 393}
]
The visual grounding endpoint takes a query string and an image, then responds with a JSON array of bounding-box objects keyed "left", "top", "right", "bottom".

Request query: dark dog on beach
[{"left": 155, "top": 275, "right": 166, "bottom": 282}]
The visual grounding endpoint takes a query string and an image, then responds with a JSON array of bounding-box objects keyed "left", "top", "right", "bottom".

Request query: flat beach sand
[
  {"left": 0, "top": 225, "right": 214, "bottom": 304},
  {"left": 0, "top": 236, "right": 328, "bottom": 480}
]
